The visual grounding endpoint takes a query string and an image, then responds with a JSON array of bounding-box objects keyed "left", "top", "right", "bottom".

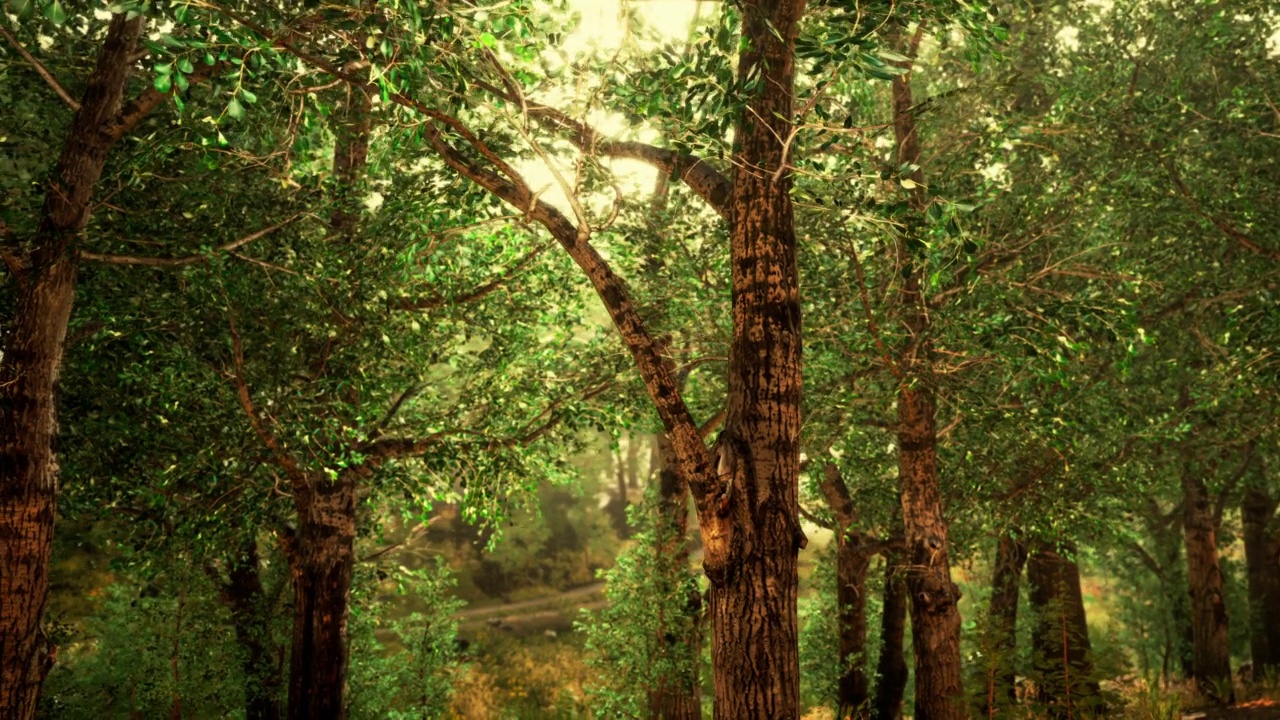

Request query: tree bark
[
  {"left": 1182, "top": 458, "right": 1234, "bottom": 703},
  {"left": 0, "top": 15, "right": 145, "bottom": 718},
  {"left": 282, "top": 76, "right": 370, "bottom": 720},
  {"left": 888, "top": 26, "right": 966, "bottom": 720},
  {"left": 220, "top": 541, "right": 284, "bottom": 720},
  {"left": 982, "top": 534, "right": 1027, "bottom": 716},
  {"left": 703, "top": 1, "right": 807, "bottom": 717},
  {"left": 647, "top": 432, "right": 702, "bottom": 720},
  {"left": 873, "top": 547, "right": 909, "bottom": 720},
  {"left": 1241, "top": 479, "right": 1280, "bottom": 675},
  {"left": 408, "top": 1, "right": 807, "bottom": 713},
  {"left": 1027, "top": 543, "right": 1103, "bottom": 718},
  {"left": 284, "top": 474, "right": 357, "bottom": 720},
  {"left": 820, "top": 465, "right": 876, "bottom": 718}
]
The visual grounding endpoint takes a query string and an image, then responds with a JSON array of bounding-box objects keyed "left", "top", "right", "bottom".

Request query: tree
[
  {"left": 0, "top": 10, "right": 219, "bottom": 714},
  {"left": 228, "top": 0, "right": 811, "bottom": 712}
]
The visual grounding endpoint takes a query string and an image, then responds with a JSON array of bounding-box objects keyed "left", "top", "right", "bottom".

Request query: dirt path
[
  {"left": 453, "top": 582, "right": 607, "bottom": 634},
  {"left": 453, "top": 581, "right": 605, "bottom": 620}
]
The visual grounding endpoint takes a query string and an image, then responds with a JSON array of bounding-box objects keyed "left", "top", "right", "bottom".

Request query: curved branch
[
  {"left": 468, "top": 75, "right": 731, "bottom": 218},
  {"left": 216, "top": 8, "right": 725, "bottom": 510},
  {"left": 80, "top": 213, "right": 302, "bottom": 266}
]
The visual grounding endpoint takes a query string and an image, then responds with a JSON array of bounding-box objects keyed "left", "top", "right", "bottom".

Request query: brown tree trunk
[
  {"left": 282, "top": 77, "right": 370, "bottom": 720},
  {"left": 1027, "top": 543, "right": 1102, "bottom": 718},
  {"left": 647, "top": 432, "right": 702, "bottom": 720},
  {"left": 220, "top": 541, "right": 283, "bottom": 720},
  {"left": 1241, "top": 480, "right": 1280, "bottom": 674},
  {"left": 415, "top": 1, "right": 807, "bottom": 714},
  {"left": 820, "top": 465, "right": 876, "bottom": 718},
  {"left": 887, "top": 26, "right": 966, "bottom": 720},
  {"left": 284, "top": 475, "right": 357, "bottom": 720},
  {"left": 704, "top": 1, "right": 807, "bottom": 717},
  {"left": 0, "top": 15, "right": 145, "bottom": 718},
  {"left": 873, "top": 547, "right": 909, "bottom": 720},
  {"left": 897, "top": 389, "right": 965, "bottom": 720},
  {"left": 1182, "top": 458, "right": 1234, "bottom": 703},
  {"left": 609, "top": 448, "right": 632, "bottom": 539},
  {"left": 982, "top": 534, "right": 1027, "bottom": 717}
]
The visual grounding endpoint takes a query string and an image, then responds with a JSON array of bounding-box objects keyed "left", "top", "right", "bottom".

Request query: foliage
[
  {"left": 39, "top": 562, "right": 253, "bottom": 719},
  {"left": 348, "top": 559, "right": 466, "bottom": 719},
  {"left": 578, "top": 491, "right": 703, "bottom": 719}
]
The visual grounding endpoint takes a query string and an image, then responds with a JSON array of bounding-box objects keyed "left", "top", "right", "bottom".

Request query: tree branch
[
  {"left": 80, "top": 213, "right": 302, "bottom": 266},
  {"left": 1163, "top": 158, "right": 1280, "bottom": 263},
  {"left": 225, "top": 309, "right": 307, "bottom": 494},
  {"left": 103, "top": 59, "right": 226, "bottom": 142},
  {"left": 819, "top": 463, "right": 858, "bottom": 534},
  {"left": 218, "top": 9, "right": 725, "bottom": 514},
  {"left": 397, "top": 241, "right": 549, "bottom": 310},
  {"left": 468, "top": 71, "right": 732, "bottom": 219},
  {"left": 0, "top": 18, "right": 80, "bottom": 111}
]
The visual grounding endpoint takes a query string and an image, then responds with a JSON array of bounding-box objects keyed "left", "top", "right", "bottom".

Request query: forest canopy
[{"left": 0, "top": 0, "right": 1277, "bottom": 718}]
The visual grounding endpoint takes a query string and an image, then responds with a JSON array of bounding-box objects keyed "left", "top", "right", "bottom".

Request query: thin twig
[{"left": 0, "top": 19, "right": 80, "bottom": 111}]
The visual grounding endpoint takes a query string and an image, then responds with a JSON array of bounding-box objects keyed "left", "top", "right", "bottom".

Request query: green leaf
[
  {"left": 9, "top": 0, "right": 35, "bottom": 18},
  {"left": 226, "top": 97, "right": 245, "bottom": 121},
  {"left": 177, "top": 57, "right": 195, "bottom": 74},
  {"left": 239, "top": 89, "right": 257, "bottom": 104},
  {"left": 44, "top": 0, "right": 65, "bottom": 24},
  {"left": 153, "top": 74, "right": 172, "bottom": 93}
]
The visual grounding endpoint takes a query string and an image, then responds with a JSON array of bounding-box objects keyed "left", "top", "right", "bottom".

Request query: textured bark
[
  {"left": 820, "top": 465, "right": 875, "bottom": 718},
  {"left": 283, "top": 79, "right": 370, "bottom": 720},
  {"left": 285, "top": 474, "right": 357, "bottom": 720},
  {"left": 413, "top": 1, "right": 807, "bottom": 712},
  {"left": 982, "top": 534, "right": 1027, "bottom": 716},
  {"left": 1242, "top": 481, "right": 1280, "bottom": 674},
  {"left": 705, "top": 2, "right": 807, "bottom": 716},
  {"left": 1182, "top": 460, "right": 1234, "bottom": 702},
  {"left": 1027, "top": 543, "right": 1102, "bottom": 718},
  {"left": 0, "top": 15, "right": 145, "bottom": 718},
  {"left": 897, "top": 389, "right": 964, "bottom": 720},
  {"left": 647, "top": 432, "right": 702, "bottom": 720},
  {"left": 888, "top": 26, "right": 966, "bottom": 720},
  {"left": 873, "top": 549, "right": 909, "bottom": 720},
  {"left": 221, "top": 542, "right": 283, "bottom": 720}
]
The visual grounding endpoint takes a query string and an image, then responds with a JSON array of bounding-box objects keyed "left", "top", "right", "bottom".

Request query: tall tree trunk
[
  {"left": 888, "top": 26, "right": 966, "bottom": 720},
  {"left": 1182, "top": 457, "right": 1234, "bottom": 703},
  {"left": 982, "top": 534, "right": 1027, "bottom": 716},
  {"left": 219, "top": 541, "right": 284, "bottom": 720},
  {"left": 283, "top": 76, "right": 370, "bottom": 720},
  {"left": 284, "top": 474, "right": 357, "bottom": 720},
  {"left": 1147, "top": 504, "right": 1195, "bottom": 679},
  {"left": 648, "top": 432, "right": 702, "bottom": 720},
  {"left": 873, "top": 547, "right": 909, "bottom": 720},
  {"left": 704, "top": 1, "right": 807, "bottom": 717},
  {"left": 1027, "top": 543, "right": 1103, "bottom": 719},
  {"left": 417, "top": 1, "right": 807, "bottom": 714},
  {"left": 0, "top": 15, "right": 145, "bottom": 718},
  {"left": 820, "top": 464, "right": 875, "bottom": 718},
  {"left": 1241, "top": 480, "right": 1280, "bottom": 675},
  {"left": 610, "top": 448, "right": 632, "bottom": 539}
]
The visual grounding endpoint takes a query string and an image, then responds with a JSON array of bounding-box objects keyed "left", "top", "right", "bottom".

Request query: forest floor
[{"left": 1182, "top": 698, "right": 1280, "bottom": 719}]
